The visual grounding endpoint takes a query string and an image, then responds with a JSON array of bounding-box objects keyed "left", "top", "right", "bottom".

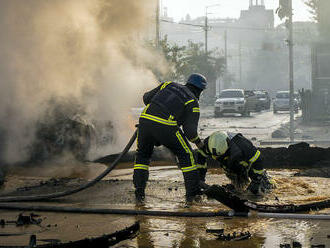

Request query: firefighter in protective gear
[
  {"left": 196, "top": 131, "right": 275, "bottom": 195},
  {"left": 133, "top": 73, "right": 207, "bottom": 204}
]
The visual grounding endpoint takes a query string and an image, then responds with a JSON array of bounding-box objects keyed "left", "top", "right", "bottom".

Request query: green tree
[
  {"left": 305, "top": 0, "right": 330, "bottom": 39},
  {"left": 145, "top": 37, "right": 225, "bottom": 103},
  {"left": 157, "top": 36, "right": 187, "bottom": 81},
  {"left": 182, "top": 40, "right": 224, "bottom": 85},
  {"left": 158, "top": 38, "right": 225, "bottom": 103}
]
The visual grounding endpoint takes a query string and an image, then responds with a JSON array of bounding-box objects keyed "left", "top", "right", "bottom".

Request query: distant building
[
  {"left": 240, "top": 0, "right": 274, "bottom": 29},
  {"left": 159, "top": 0, "right": 316, "bottom": 99}
]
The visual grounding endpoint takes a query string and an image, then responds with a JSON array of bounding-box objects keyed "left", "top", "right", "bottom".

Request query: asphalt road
[{"left": 199, "top": 106, "right": 292, "bottom": 144}]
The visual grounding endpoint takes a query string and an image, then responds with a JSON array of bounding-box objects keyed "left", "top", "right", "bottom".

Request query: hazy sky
[{"left": 161, "top": 0, "right": 312, "bottom": 25}]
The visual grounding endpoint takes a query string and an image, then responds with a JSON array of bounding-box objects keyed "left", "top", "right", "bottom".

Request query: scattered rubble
[
  {"left": 272, "top": 127, "right": 289, "bottom": 138},
  {"left": 0, "top": 222, "right": 139, "bottom": 248},
  {"left": 16, "top": 213, "right": 42, "bottom": 226},
  {"left": 0, "top": 213, "right": 42, "bottom": 227},
  {"left": 0, "top": 222, "right": 140, "bottom": 248},
  {"left": 280, "top": 241, "right": 302, "bottom": 248},
  {"left": 207, "top": 228, "right": 251, "bottom": 241},
  {"left": 15, "top": 178, "right": 79, "bottom": 193}
]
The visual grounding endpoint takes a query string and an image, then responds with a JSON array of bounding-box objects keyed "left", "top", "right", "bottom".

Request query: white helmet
[{"left": 208, "top": 131, "right": 229, "bottom": 156}]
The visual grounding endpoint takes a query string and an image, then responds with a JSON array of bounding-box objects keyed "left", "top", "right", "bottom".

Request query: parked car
[
  {"left": 254, "top": 90, "right": 271, "bottom": 110},
  {"left": 273, "top": 91, "right": 299, "bottom": 113},
  {"left": 214, "top": 89, "right": 250, "bottom": 117}
]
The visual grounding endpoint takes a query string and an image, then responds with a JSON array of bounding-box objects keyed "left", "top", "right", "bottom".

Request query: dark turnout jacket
[
  {"left": 141, "top": 81, "right": 201, "bottom": 143},
  {"left": 217, "top": 133, "right": 261, "bottom": 173},
  {"left": 197, "top": 133, "right": 262, "bottom": 176}
]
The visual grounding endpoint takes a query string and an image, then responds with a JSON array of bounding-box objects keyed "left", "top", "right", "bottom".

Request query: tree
[
  {"left": 305, "top": 0, "right": 330, "bottom": 39},
  {"left": 276, "top": 0, "right": 291, "bottom": 20},
  {"left": 181, "top": 40, "right": 225, "bottom": 85},
  {"left": 160, "top": 39, "right": 225, "bottom": 103},
  {"left": 145, "top": 37, "right": 226, "bottom": 103}
]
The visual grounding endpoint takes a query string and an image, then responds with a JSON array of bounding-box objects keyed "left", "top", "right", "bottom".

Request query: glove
[
  {"left": 197, "top": 149, "right": 208, "bottom": 158},
  {"left": 195, "top": 140, "right": 205, "bottom": 150},
  {"left": 225, "top": 169, "right": 249, "bottom": 191},
  {"left": 197, "top": 138, "right": 210, "bottom": 157},
  {"left": 247, "top": 170, "right": 275, "bottom": 195}
]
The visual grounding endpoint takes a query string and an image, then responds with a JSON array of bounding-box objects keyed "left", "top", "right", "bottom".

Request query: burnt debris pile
[
  {"left": 26, "top": 98, "right": 116, "bottom": 164},
  {"left": 28, "top": 98, "right": 96, "bottom": 163}
]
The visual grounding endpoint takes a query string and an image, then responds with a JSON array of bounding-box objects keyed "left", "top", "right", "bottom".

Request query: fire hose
[
  {"left": 0, "top": 128, "right": 329, "bottom": 220},
  {"left": 0, "top": 204, "right": 329, "bottom": 220}
]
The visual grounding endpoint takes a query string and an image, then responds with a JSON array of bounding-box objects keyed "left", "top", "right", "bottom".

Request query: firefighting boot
[
  {"left": 183, "top": 170, "right": 202, "bottom": 206},
  {"left": 133, "top": 169, "right": 149, "bottom": 204}
]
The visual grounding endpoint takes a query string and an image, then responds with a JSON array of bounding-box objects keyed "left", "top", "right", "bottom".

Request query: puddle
[{"left": 0, "top": 167, "right": 329, "bottom": 247}]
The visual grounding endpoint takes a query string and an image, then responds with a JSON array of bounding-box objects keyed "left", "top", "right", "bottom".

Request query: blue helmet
[{"left": 186, "top": 73, "right": 207, "bottom": 90}]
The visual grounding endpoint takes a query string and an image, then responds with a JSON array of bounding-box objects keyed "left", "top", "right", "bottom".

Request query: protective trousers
[{"left": 133, "top": 119, "right": 200, "bottom": 200}]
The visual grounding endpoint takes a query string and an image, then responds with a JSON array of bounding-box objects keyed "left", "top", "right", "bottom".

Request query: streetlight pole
[
  {"left": 224, "top": 30, "right": 227, "bottom": 69},
  {"left": 204, "top": 14, "right": 208, "bottom": 53},
  {"left": 204, "top": 4, "right": 220, "bottom": 54},
  {"left": 288, "top": 0, "right": 294, "bottom": 142},
  {"left": 239, "top": 40, "right": 242, "bottom": 84}
]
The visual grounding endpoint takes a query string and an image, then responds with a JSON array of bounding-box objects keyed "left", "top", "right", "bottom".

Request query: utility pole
[
  {"left": 204, "top": 13, "right": 208, "bottom": 53},
  {"left": 224, "top": 30, "right": 228, "bottom": 69},
  {"left": 155, "top": 0, "right": 160, "bottom": 48},
  {"left": 239, "top": 41, "right": 242, "bottom": 84},
  {"left": 204, "top": 4, "right": 219, "bottom": 54},
  {"left": 223, "top": 30, "right": 228, "bottom": 89},
  {"left": 288, "top": 0, "right": 294, "bottom": 142},
  {"left": 277, "top": 0, "right": 295, "bottom": 142}
]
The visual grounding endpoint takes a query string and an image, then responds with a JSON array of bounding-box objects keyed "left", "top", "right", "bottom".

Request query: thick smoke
[{"left": 0, "top": 0, "right": 160, "bottom": 163}]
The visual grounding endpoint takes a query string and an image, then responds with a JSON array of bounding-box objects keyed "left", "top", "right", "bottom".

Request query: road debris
[
  {"left": 207, "top": 229, "right": 251, "bottom": 241},
  {"left": 0, "top": 222, "right": 140, "bottom": 248},
  {"left": 0, "top": 213, "right": 42, "bottom": 227}
]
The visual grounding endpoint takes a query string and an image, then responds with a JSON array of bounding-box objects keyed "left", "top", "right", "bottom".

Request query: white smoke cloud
[{"left": 0, "top": 0, "right": 162, "bottom": 163}]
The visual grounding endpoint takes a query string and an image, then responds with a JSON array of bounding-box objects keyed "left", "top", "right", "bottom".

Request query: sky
[{"left": 161, "top": 0, "right": 313, "bottom": 26}]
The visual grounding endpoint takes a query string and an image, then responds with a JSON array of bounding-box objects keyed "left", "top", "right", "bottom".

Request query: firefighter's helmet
[
  {"left": 208, "top": 131, "right": 229, "bottom": 156},
  {"left": 186, "top": 73, "right": 207, "bottom": 90}
]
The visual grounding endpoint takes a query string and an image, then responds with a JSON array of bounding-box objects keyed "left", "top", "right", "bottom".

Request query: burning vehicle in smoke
[
  {"left": 28, "top": 99, "right": 114, "bottom": 163},
  {"left": 29, "top": 114, "right": 95, "bottom": 162}
]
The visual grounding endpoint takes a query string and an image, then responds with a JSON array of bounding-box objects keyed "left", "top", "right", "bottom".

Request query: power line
[
  {"left": 160, "top": 19, "right": 275, "bottom": 31},
  {"left": 161, "top": 19, "right": 314, "bottom": 34},
  {"left": 161, "top": 19, "right": 203, "bottom": 28}
]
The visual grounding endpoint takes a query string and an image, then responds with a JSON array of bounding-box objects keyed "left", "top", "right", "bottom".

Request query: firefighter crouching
[
  {"left": 133, "top": 73, "right": 207, "bottom": 204},
  {"left": 196, "top": 131, "right": 276, "bottom": 195}
]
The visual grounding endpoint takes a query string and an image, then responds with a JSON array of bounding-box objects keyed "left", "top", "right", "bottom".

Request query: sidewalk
[{"left": 260, "top": 117, "right": 330, "bottom": 147}]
